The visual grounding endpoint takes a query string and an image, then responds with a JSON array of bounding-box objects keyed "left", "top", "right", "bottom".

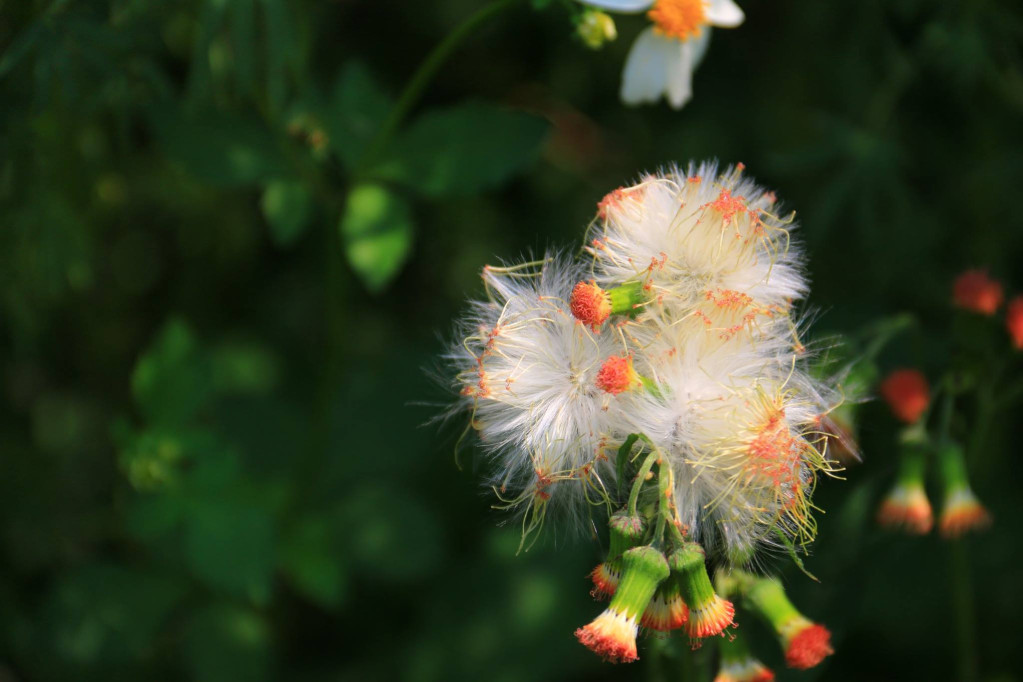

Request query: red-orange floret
[
  {"left": 953, "top": 269, "right": 1003, "bottom": 315},
  {"left": 785, "top": 624, "right": 833, "bottom": 669},
  {"left": 596, "top": 355, "right": 638, "bottom": 395},
  {"left": 879, "top": 369, "right": 930, "bottom": 424},
  {"left": 571, "top": 280, "right": 612, "bottom": 329},
  {"left": 1007, "top": 296, "right": 1023, "bottom": 350}
]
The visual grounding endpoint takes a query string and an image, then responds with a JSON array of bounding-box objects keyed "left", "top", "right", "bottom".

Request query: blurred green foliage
[{"left": 0, "top": 0, "right": 1022, "bottom": 681}]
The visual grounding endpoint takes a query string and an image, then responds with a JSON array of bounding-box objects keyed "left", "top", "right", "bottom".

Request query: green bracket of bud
[
  {"left": 609, "top": 546, "right": 670, "bottom": 620},
  {"left": 608, "top": 281, "right": 646, "bottom": 316},
  {"left": 936, "top": 442, "right": 970, "bottom": 491}
]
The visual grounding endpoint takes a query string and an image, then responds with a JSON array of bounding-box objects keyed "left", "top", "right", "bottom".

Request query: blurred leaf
[
  {"left": 370, "top": 102, "right": 549, "bottom": 197},
  {"left": 338, "top": 485, "right": 443, "bottom": 582},
  {"left": 131, "top": 319, "right": 212, "bottom": 428},
  {"left": 185, "top": 603, "right": 271, "bottom": 682},
  {"left": 43, "top": 564, "right": 186, "bottom": 664},
  {"left": 340, "top": 183, "right": 414, "bottom": 293},
  {"left": 210, "top": 340, "right": 281, "bottom": 394},
  {"left": 183, "top": 497, "right": 276, "bottom": 603},
  {"left": 260, "top": 180, "right": 314, "bottom": 247},
  {"left": 151, "top": 107, "right": 289, "bottom": 186},
  {"left": 279, "top": 517, "right": 348, "bottom": 608},
  {"left": 326, "top": 61, "right": 392, "bottom": 170}
]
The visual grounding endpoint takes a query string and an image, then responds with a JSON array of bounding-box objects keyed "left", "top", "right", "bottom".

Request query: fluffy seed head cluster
[{"left": 446, "top": 161, "right": 840, "bottom": 557}]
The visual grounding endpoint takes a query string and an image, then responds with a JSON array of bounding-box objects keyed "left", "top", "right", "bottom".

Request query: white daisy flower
[{"left": 578, "top": 0, "right": 745, "bottom": 108}]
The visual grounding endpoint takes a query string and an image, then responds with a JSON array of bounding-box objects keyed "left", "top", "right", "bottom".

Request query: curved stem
[
  {"left": 357, "top": 0, "right": 519, "bottom": 172},
  {"left": 628, "top": 451, "right": 659, "bottom": 517}
]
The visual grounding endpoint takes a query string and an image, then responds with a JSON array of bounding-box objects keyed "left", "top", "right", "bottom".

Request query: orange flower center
[{"left": 648, "top": 0, "right": 707, "bottom": 40}]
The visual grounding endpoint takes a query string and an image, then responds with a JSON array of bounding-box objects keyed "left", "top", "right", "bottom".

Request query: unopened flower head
[
  {"left": 715, "top": 630, "right": 775, "bottom": 682},
  {"left": 937, "top": 444, "right": 991, "bottom": 539},
  {"left": 743, "top": 575, "right": 833, "bottom": 670},
  {"left": 669, "top": 543, "right": 735, "bottom": 638},
  {"left": 1007, "top": 295, "right": 1023, "bottom": 350},
  {"left": 877, "top": 444, "right": 932, "bottom": 534},
  {"left": 577, "top": 0, "right": 744, "bottom": 109},
  {"left": 953, "top": 269, "right": 1003, "bottom": 315},
  {"left": 576, "top": 546, "right": 670, "bottom": 662},
  {"left": 879, "top": 369, "right": 930, "bottom": 424}
]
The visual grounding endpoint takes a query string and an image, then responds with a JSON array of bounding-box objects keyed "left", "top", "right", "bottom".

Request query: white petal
[
  {"left": 690, "top": 26, "right": 712, "bottom": 69},
  {"left": 705, "top": 0, "right": 744, "bottom": 27},
  {"left": 665, "top": 41, "right": 694, "bottom": 109},
  {"left": 576, "top": 0, "right": 653, "bottom": 13},
  {"left": 620, "top": 27, "right": 673, "bottom": 105}
]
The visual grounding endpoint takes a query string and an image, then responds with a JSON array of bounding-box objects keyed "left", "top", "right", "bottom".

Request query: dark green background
[{"left": 1, "top": 0, "right": 1021, "bottom": 680}]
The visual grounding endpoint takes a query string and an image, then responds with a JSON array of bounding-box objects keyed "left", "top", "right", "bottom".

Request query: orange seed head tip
[
  {"left": 596, "top": 355, "right": 639, "bottom": 395},
  {"left": 571, "top": 280, "right": 612, "bottom": 329}
]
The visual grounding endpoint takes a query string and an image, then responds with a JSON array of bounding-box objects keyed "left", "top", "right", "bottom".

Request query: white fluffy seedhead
[
  {"left": 446, "top": 256, "right": 628, "bottom": 532},
  {"left": 445, "top": 162, "right": 841, "bottom": 558}
]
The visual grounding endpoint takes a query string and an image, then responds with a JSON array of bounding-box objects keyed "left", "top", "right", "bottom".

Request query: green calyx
[
  {"left": 895, "top": 443, "right": 928, "bottom": 488},
  {"left": 936, "top": 442, "right": 970, "bottom": 492},
  {"left": 607, "top": 281, "right": 646, "bottom": 317},
  {"left": 608, "top": 546, "right": 670, "bottom": 620},
  {"left": 668, "top": 542, "right": 717, "bottom": 609},
  {"left": 608, "top": 511, "right": 646, "bottom": 560},
  {"left": 742, "top": 574, "right": 803, "bottom": 635}
]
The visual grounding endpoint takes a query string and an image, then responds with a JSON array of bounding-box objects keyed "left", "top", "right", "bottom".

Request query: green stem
[
  {"left": 357, "top": 0, "right": 519, "bottom": 172},
  {"left": 628, "top": 451, "right": 659, "bottom": 517},
  {"left": 950, "top": 539, "right": 979, "bottom": 682}
]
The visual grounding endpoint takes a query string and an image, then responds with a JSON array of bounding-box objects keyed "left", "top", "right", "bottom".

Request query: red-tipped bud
[
  {"left": 590, "top": 562, "right": 620, "bottom": 600},
  {"left": 877, "top": 484, "right": 933, "bottom": 534},
  {"left": 936, "top": 444, "right": 991, "bottom": 539},
  {"left": 596, "top": 355, "right": 640, "bottom": 395},
  {"left": 590, "top": 512, "right": 647, "bottom": 600},
  {"left": 953, "top": 269, "right": 1003, "bottom": 315},
  {"left": 668, "top": 543, "right": 734, "bottom": 639},
  {"left": 879, "top": 369, "right": 930, "bottom": 424},
  {"left": 640, "top": 580, "right": 689, "bottom": 631},
  {"left": 939, "top": 489, "right": 991, "bottom": 539},
  {"left": 1007, "top": 296, "right": 1023, "bottom": 350},
  {"left": 576, "top": 546, "right": 670, "bottom": 662},
  {"left": 571, "top": 280, "right": 612, "bottom": 329},
  {"left": 784, "top": 623, "right": 834, "bottom": 670},
  {"left": 716, "top": 630, "right": 776, "bottom": 682},
  {"left": 743, "top": 576, "right": 833, "bottom": 670},
  {"left": 878, "top": 445, "right": 932, "bottom": 534}
]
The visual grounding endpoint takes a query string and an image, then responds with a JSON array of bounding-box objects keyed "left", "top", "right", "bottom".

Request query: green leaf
[
  {"left": 279, "top": 517, "right": 348, "bottom": 608},
  {"left": 43, "top": 563, "right": 187, "bottom": 664},
  {"left": 260, "top": 180, "right": 314, "bottom": 247},
  {"left": 151, "top": 107, "right": 289, "bottom": 186},
  {"left": 183, "top": 498, "right": 276, "bottom": 602},
  {"left": 131, "top": 319, "right": 212, "bottom": 428},
  {"left": 340, "top": 184, "right": 414, "bottom": 293},
  {"left": 326, "top": 61, "right": 392, "bottom": 171},
  {"left": 370, "top": 101, "right": 549, "bottom": 197}
]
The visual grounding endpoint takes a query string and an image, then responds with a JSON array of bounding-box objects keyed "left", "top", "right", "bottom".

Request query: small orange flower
[
  {"left": 1007, "top": 296, "right": 1023, "bottom": 350},
  {"left": 879, "top": 369, "right": 930, "bottom": 424},
  {"left": 571, "top": 280, "right": 613, "bottom": 330},
  {"left": 596, "top": 355, "right": 640, "bottom": 395},
  {"left": 953, "top": 269, "right": 1003, "bottom": 315}
]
